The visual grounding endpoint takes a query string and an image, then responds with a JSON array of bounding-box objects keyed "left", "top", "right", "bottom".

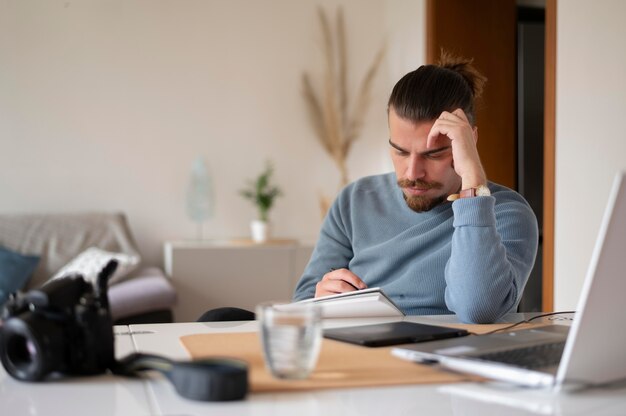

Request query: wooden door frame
[{"left": 542, "top": 0, "right": 556, "bottom": 311}]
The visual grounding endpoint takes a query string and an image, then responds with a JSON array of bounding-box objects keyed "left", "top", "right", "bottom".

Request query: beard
[{"left": 397, "top": 178, "right": 447, "bottom": 212}]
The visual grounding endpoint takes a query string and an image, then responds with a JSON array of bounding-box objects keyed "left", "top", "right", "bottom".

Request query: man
[{"left": 293, "top": 54, "right": 538, "bottom": 324}]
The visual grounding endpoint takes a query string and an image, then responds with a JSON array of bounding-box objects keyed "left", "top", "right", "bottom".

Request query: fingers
[
  {"left": 438, "top": 109, "right": 469, "bottom": 123},
  {"left": 426, "top": 109, "right": 472, "bottom": 148},
  {"left": 451, "top": 108, "right": 470, "bottom": 124},
  {"left": 426, "top": 109, "right": 486, "bottom": 186},
  {"left": 315, "top": 268, "right": 367, "bottom": 297}
]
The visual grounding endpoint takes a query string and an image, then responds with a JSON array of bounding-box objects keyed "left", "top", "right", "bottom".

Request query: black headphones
[{"left": 113, "top": 352, "right": 249, "bottom": 401}]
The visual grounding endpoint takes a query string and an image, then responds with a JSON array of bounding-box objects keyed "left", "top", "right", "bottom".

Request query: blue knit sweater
[{"left": 293, "top": 173, "right": 538, "bottom": 323}]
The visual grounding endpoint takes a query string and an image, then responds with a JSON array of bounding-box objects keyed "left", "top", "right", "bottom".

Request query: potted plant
[{"left": 240, "top": 162, "right": 282, "bottom": 243}]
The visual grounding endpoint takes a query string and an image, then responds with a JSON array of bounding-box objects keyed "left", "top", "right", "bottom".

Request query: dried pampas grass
[{"left": 302, "top": 7, "right": 385, "bottom": 217}]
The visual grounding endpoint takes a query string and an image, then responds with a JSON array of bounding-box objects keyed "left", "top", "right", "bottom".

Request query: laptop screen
[{"left": 556, "top": 171, "right": 626, "bottom": 387}]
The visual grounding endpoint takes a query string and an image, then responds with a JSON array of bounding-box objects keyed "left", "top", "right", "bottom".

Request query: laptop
[{"left": 392, "top": 171, "right": 626, "bottom": 390}]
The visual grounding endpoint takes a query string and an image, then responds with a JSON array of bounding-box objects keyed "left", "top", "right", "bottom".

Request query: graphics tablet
[{"left": 323, "top": 321, "right": 469, "bottom": 347}]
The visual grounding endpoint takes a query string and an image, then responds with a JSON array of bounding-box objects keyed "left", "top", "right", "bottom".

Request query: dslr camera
[
  {"left": 0, "top": 261, "right": 117, "bottom": 381},
  {"left": 0, "top": 260, "right": 249, "bottom": 401}
]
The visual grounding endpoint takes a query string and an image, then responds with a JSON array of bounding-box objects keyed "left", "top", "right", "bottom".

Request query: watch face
[{"left": 476, "top": 185, "right": 491, "bottom": 197}]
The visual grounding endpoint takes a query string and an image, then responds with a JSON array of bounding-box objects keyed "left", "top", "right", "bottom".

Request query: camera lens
[
  {"left": 0, "top": 315, "right": 62, "bottom": 381},
  {"left": 5, "top": 334, "right": 38, "bottom": 368}
]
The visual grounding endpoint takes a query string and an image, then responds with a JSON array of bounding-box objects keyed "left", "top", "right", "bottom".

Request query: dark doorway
[{"left": 517, "top": 3, "right": 545, "bottom": 312}]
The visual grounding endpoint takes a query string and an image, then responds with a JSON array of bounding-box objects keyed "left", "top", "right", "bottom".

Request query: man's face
[{"left": 388, "top": 108, "right": 462, "bottom": 212}]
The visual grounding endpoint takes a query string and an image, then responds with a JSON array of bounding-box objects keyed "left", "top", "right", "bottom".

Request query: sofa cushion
[
  {"left": 107, "top": 267, "right": 177, "bottom": 320},
  {"left": 0, "top": 213, "right": 140, "bottom": 290},
  {"left": 51, "top": 247, "right": 140, "bottom": 286},
  {"left": 0, "top": 246, "right": 40, "bottom": 306}
]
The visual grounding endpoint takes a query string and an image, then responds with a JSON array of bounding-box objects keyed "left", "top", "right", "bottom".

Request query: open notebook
[
  {"left": 293, "top": 287, "right": 404, "bottom": 318},
  {"left": 393, "top": 171, "right": 626, "bottom": 390}
]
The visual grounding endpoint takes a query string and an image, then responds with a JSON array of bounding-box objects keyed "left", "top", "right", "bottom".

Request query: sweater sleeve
[
  {"left": 292, "top": 194, "right": 354, "bottom": 301},
  {"left": 444, "top": 194, "right": 538, "bottom": 323}
]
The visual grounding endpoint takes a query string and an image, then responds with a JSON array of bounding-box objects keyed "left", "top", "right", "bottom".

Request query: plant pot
[{"left": 250, "top": 220, "right": 270, "bottom": 243}]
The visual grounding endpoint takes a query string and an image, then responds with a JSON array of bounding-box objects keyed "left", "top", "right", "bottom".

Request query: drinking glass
[{"left": 256, "top": 302, "right": 322, "bottom": 379}]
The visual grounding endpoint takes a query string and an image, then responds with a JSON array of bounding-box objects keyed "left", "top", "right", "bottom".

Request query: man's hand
[
  {"left": 315, "top": 268, "right": 368, "bottom": 297},
  {"left": 427, "top": 108, "right": 487, "bottom": 189}
]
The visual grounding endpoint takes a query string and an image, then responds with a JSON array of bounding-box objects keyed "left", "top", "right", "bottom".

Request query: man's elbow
[
  {"left": 449, "top": 282, "right": 521, "bottom": 324},
  {"left": 457, "top": 310, "right": 502, "bottom": 324},
  {"left": 454, "top": 303, "right": 510, "bottom": 324}
]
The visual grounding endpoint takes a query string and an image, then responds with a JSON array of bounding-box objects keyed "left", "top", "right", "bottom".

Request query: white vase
[{"left": 250, "top": 220, "right": 270, "bottom": 243}]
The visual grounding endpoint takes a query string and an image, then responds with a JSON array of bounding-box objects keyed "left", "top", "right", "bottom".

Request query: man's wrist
[
  {"left": 448, "top": 183, "right": 490, "bottom": 201},
  {"left": 460, "top": 185, "right": 491, "bottom": 198}
]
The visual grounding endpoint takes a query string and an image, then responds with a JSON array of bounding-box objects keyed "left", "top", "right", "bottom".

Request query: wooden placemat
[{"left": 180, "top": 330, "right": 486, "bottom": 393}]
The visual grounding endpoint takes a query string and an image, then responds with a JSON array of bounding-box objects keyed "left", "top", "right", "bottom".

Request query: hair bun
[{"left": 437, "top": 50, "right": 487, "bottom": 99}]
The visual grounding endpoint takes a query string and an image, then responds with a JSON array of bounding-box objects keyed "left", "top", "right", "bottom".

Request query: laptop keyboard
[{"left": 473, "top": 341, "right": 566, "bottom": 369}]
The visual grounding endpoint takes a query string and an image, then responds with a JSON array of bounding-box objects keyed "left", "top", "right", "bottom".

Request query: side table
[{"left": 163, "top": 239, "right": 314, "bottom": 322}]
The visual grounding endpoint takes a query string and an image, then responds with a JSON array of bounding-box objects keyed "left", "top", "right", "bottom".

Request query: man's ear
[{"left": 472, "top": 126, "right": 478, "bottom": 143}]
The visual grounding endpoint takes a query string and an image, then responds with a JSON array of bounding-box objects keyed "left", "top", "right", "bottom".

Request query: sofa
[{"left": 0, "top": 212, "right": 176, "bottom": 324}]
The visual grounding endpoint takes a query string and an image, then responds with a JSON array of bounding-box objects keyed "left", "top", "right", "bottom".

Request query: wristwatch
[{"left": 447, "top": 184, "right": 491, "bottom": 201}]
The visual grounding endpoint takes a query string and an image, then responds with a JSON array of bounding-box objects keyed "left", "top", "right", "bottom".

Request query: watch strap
[
  {"left": 447, "top": 184, "right": 490, "bottom": 201},
  {"left": 459, "top": 188, "right": 477, "bottom": 198}
]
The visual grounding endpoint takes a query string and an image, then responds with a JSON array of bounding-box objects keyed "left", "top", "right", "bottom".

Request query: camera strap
[{"left": 112, "top": 353, "right": 248, "bottom": 401}]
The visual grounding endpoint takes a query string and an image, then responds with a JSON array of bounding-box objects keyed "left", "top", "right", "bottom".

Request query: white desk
[
  {"left": 2, "top": 316, "right": 625, "bottom": 415},
  {"left": 0, "top": 325, "right": 150, "bottom": 416},
  {"left": 127, "top": 314, "right": 626, "bottom": 416}
]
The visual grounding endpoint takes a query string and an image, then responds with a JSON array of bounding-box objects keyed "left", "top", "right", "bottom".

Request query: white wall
[
  {"left": 555, "top": 0, "right": 626, "bottom": 309},
  {"left": 0, "top": 0, "right": 425, "bottom": 267},
  {"left": 5, "top": 0, "right": 623, "bottom": 310}
]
